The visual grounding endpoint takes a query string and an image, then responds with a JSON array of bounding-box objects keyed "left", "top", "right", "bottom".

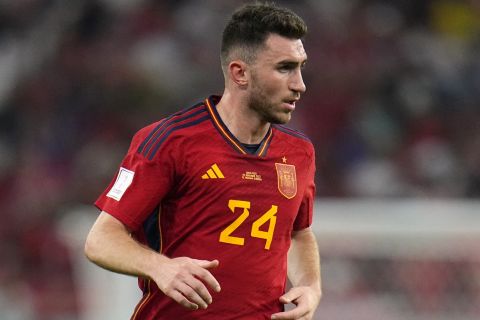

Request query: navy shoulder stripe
[
  {"left": 273, "top": 124, "right": 311, "bottom": 142},
  {"left": 147, "top": 114, "right": 209, "bottom": 160},
  {"left": 137, "top": 103, "right": 208, "bottom": 159},
  {"left": 137, "top": 102, "right": 204, "bottom": 154}
]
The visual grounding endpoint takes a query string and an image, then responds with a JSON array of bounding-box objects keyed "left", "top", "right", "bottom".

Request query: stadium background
[{"left": 0, "top": 0, "right": 479, "bottom": 319}]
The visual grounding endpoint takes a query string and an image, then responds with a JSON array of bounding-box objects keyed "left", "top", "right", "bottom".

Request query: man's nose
[{"left": 290, "top": 70, "right": 306, "bottom": 94}]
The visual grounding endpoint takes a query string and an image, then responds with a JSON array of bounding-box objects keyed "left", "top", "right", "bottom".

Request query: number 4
[
  {"left": 251, "top": 205, "right": 277, "bottom": 250},
  {"left": 219, "top": 200, "right": 278, "bottom": 250}
]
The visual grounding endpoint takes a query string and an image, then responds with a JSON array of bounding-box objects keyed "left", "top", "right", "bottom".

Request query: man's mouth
[
  {"left": 283, "top": 98, "right": 299, "bottom": 110},
  {"left": 283, "top": 101, "right": 296, "bottom": 111}
]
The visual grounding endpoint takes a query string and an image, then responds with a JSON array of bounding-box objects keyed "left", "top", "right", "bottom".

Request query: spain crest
[{"left": 275, "top": 163, "right": 297, "bottom": 199}]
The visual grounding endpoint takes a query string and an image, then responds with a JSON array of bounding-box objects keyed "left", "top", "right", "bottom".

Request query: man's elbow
[
  {"left": 84, "top": 231, "right": 101, "bottom": 263},
  {"left": 84, "top": 211, "right": 118, "bottom": 264}
]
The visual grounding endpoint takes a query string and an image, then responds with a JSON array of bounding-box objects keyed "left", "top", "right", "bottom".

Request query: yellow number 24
[{"left": 219, "top": 199, "right": 278, "bottom": 250}]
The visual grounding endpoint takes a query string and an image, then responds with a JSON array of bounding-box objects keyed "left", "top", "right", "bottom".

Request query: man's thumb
[{"left": 279, "top": 288, "right": 301, "bottom": 304}]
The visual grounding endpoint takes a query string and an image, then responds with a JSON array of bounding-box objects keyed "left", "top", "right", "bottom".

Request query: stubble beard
[{"left": 248, "top": 84, "right": 292, "bottom": 125}]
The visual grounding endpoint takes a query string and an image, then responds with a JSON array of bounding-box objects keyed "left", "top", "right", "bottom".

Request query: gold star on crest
[{"left": 282, "top": 156, "right": 287, "bottom": 163}]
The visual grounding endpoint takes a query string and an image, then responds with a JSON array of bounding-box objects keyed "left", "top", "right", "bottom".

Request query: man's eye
[{"left": 278, "top": 66, "right": 292, "bottom": 72}]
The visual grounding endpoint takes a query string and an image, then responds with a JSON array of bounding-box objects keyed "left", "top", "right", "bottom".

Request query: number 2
[{"left": 219, "top": 200, "right": 278, "bottom": 250}]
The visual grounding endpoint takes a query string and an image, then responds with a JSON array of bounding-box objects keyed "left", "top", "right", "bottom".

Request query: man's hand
[
  {"left": 270, "top": 286, "right": 321, "bottom": 320},
  {"left": 151, "top": 257, "right": 221, "bottom": 311}
]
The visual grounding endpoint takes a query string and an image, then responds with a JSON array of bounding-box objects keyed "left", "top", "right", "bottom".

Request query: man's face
[{"left": 247, "top": 33, "right": 307, "bottom": 124}]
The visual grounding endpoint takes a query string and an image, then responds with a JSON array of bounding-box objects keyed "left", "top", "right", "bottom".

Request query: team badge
[{"left": 275, "top": 163, "right": 297, "bottom": 199}]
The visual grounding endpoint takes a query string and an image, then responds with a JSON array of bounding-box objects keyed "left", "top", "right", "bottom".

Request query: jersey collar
[{"left": 205, "top": 95, "right": 273, "bottom": 157}]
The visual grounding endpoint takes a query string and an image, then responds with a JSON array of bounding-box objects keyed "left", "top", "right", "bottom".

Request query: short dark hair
[{"left": 221, "top": 2, "right": 307, "bottom": 69}]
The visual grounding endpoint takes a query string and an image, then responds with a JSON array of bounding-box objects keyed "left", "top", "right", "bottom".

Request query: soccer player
[{"left": 85, "top": 2, "right": 321, "bottom": 319}]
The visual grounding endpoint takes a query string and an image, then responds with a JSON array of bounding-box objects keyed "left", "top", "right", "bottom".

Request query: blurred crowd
[
  {"left": 0, "top": 0, "right": 479, "bottom": 318},
  {"left": 320, "top": 255, "right": 480, "bottom": 320}
]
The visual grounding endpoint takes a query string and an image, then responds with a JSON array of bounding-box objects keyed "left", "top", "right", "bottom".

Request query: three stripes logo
[{"left": 201, "top": 163, "right": 225, "bottom": 179}]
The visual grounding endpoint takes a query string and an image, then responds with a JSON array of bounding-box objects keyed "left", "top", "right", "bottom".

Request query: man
[{"left": 85, "top": 2, "right": 321, "bottom": 319}]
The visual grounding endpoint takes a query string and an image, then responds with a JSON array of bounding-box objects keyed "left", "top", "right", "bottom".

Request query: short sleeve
[
  {"left": 293, "top": 147, "right": 316, "bottom": 231},
  {"left": 95, "top": 123, "right": 176, "bottom": 231}
]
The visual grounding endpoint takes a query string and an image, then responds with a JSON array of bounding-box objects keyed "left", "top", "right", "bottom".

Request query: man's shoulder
[
  {"left": 132, "top": 101, "right": 211, "bottom": 159},
  {"left": 272, "top": 124, "right": 313, "bottom": 148},
  {"left": 141, "top": 101, "right": 210, "bottom": 134}
]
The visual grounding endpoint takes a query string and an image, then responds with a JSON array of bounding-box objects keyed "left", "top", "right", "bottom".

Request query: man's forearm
[
  {"left": 288, "top": 227, "right": 321, "bottom": 294},
  {"left": 84, "top": 211, "right": 221, "bottom": 310},
  {"left": 84, "top": 211, "right": 164, "bottom": 278}
]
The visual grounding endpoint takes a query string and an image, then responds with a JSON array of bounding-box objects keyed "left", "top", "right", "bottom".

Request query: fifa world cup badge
[{"left": 275, "top": 163, "right": 297, "bottom": 199}]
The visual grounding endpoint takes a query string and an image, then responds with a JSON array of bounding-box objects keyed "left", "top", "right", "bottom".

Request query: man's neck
[{"left": 216, "top": 92, "right": 270, "bottom": 144}]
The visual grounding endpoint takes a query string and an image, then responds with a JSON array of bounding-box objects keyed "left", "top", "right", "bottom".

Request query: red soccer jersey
[{"left": 95, "top": 96, "right": 316, "bottom": 320}]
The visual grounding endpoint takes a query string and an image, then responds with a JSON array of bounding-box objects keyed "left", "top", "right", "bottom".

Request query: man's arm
[
  {"left": 84, "top": 211, "right": 221, "bottom": 310},
  {"left": 271, "top": 227, "right": 321, "bottom": 320}
]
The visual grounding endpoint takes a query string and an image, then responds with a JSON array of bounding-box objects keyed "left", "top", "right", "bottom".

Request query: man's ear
[{"left": 228, "top": 60, "right": 249, "bottom": 87}]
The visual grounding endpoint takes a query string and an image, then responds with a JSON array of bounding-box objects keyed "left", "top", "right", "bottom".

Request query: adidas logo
[{"left": 201, "top": 163, "right": 225, "bottom": 179}]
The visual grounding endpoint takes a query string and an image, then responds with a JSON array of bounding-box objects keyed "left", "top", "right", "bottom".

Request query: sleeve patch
[{"left": 106, "top": 167, "right": 135, "bottom": 201}]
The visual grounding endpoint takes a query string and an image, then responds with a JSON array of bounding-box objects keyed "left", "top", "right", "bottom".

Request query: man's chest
[{"left": 179, "top": 147, "right": 306, "bottom": 202}]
